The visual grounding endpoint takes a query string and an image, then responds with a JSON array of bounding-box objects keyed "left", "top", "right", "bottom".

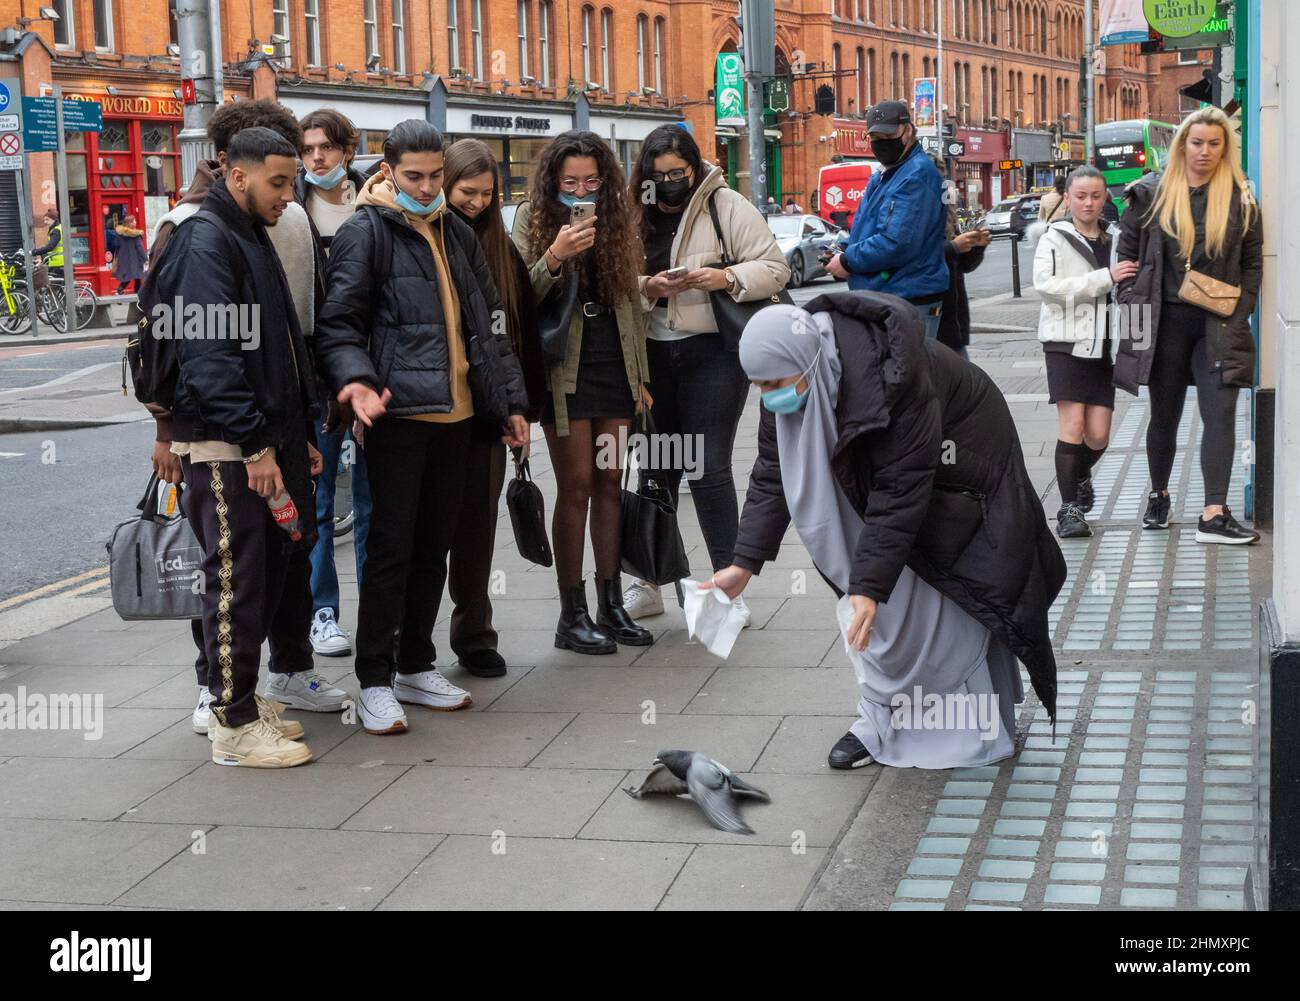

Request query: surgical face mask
[
  {"left": 761, "top": 346, "right": 821, "bottom": 414},
  {"left": 558, "top": 191, "right": 581, "bottom": 208},
  {"left": 871, "top": 136, "right": 907, "bottom": 166},
  {"left": 395, "top": 187, "right": 443, "bottom": 216},
  {"left": 654, "top": 177, "right": 691, "bottom": 207},
  {"left": 304, "top": 163, "right": 346, "bottom": 189}
]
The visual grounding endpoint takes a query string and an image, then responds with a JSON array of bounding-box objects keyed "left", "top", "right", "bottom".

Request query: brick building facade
[{"left": 1, "top": 0, "right": 1165, "bottom": 284}]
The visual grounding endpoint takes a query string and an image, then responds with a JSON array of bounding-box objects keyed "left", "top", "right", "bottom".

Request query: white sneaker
[
  {"left": 192, "top": 686, "right": 215, "bottom": 734},
  {"left": 211, "top": 717, "right": 312, "bottom": 768},
  {"left": 623, "top": 579, "right": 665, "bottom": 619},
  {"left": 733, "top": 594, "right": 753, "bottom": 629},
  {"left": 358, "top": 686, "right": 409, "bottom": 735},
  {"left": 264, "top": 670, "right": 349, "bottom": 712},
  {"left": 309, "top": 608, "right": 353, "bottom": 657},
  {"left": 393, "top": 669, "right": 473, "bottom": 711},
  {"left": 207, "top": 694, "right": 304, "bottom": 742}
]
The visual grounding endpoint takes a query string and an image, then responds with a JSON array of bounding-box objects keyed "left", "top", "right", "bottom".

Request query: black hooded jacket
[
  {"left": 733, "top": 290, "right": 1066, "bottom": 717},
  {"left": 153, "top": 179, "right": 320, "bottom": 544}
]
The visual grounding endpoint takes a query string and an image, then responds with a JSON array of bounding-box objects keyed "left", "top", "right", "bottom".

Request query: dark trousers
[
  {"left": 189, "top": 547, "right": 313, "bottom": 684},
  {"left": 448, "top": 432, "right": 508, "bottom": 656},
  {"left": 645, "top": 333, "right": 750, "bottom": 572},
  {"left": 354, "top": 418, "right": 471, "bottom": 689},
  {"left": 181, "top": 458, "right": 289, "bottom": 728},
  {"left": 1146, "top": 302, "right": 1240, "bottom": 507}
]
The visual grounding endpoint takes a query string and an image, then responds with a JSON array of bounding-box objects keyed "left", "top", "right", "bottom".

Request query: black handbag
[
  {"left": 506, "top": 451, "right": 553, "bottom": 567},
  {"left": 703, "top": 191, "right": 795, "bottom": 351},
  {"left": 620, "top": 412, "right": 690, "bottom": 585},
  {"left": 536, "top": 247, "right": 580, "bottom": 367}
]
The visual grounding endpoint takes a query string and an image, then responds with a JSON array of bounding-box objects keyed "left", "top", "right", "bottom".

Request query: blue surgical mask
[
  {"left": 558, "top": 192, "right": 580, "bottom": 208},
  {"left": 395, "top": 187, "right": 444, "bottom": 216},
  {"left": 760, "top": 347, "right": 821, "bottom": 414},
  {"left": 304, "top": 164, "right": 346, "bottom": 189}
]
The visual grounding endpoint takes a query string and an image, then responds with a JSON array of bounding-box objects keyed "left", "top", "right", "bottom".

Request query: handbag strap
[
  {"left": 620, "top": 408, "right": 658, "bottom": 492},
  {"left": 705, "top": 191, "right": 733, "bottom": 267}
]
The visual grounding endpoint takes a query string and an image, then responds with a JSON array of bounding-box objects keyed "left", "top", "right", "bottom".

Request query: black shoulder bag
[
  {"left": 506, "top": 446, "right": 553, "bottom": 567},
  {"left": 703, "top": 191, "right": 794, "bottom": 351},
  {"left": 620, "top": 409, "right": 690, "bottom": 585}
]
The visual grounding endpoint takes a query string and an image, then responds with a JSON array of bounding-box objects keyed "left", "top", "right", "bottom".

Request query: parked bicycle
[{"left": 0, "top": 250, "right": 98, "bottom": 333}]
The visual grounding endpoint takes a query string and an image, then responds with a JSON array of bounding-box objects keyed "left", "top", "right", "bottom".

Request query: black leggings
[{"left": 1145, "top": 302, "right": 1239, "bottom": 507}]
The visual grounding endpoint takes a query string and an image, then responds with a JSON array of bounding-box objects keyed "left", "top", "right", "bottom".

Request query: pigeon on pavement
[{"left": 624, "top": 750, "right": 771, "bottom": 835}]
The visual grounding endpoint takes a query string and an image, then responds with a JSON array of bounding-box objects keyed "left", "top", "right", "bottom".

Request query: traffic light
[{"left": 815, "top": 84, "right": 835, "bottom": 115}]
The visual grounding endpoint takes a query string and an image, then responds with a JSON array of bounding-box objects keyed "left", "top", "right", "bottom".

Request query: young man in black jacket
[
  {"left": 154, "top": 127, "right": 322, "bottom": 768},
  {"left": 315, "top": 119, "right": 529, "bottom": 736}
]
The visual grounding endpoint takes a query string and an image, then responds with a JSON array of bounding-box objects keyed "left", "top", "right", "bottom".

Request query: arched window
[
  {"left": 539, "top": 1, "right": 553, "bottom": 86},
  {"left": 517, "top": 0, "right": 530, "bottom": 82},
  {"left": 470, "top": 0, "right": 484, "bottom": 79},
  {"left": 635, "top": 14, "right": 647, "bottom": 93},
  {"left": 653, "top": 17, "right": 665, "bottom": 94},
  {"left": 600, "top": 8, "right": 612, "bottom": 90},
  {"left": 581, "top": 6, "right": 593, "bottom": 86},
  {"left": 868, "top": 48, "right": 877, "bottom": 104},
  {"left": 833, "top": 43, "right": 842, "bottom": 113},
  {"left": 856, "top": 46, "right": 866, "bottom": 112}
]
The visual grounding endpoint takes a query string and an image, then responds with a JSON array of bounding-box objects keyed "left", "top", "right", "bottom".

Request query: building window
[
  {"left": 448, "top": 0, "right": 460, "bottom": 73},
  {"left": 93, "top": 0, "right": 113, "bottom": 51},
  {"left": 581, "top": 7, "right": 593, "bottom": 86},
  {"left": 832, "top": 44, "right": 842, "bottom": 113},
  {"left": 272, "top": 0, "right": 289, "bottom": 60},
  {"left": 654, "top": 17, "right": 665, "bottom": 94},
  {"left": 600, "top": 8, "right": 612, "bottom": 91},
  {"left": 856, "top": 47, "right": 865, "bottom": 112},
  {"left": 363, "top": 0, "right": 378, "bottom": 63},
  {"left": 868, "top": 48, "right": 876, "bottom": 105},
  {"left": 539, "top": 1, "right": 552, "bottom": 85},
  {"left": 52, "top": 0, "right": 74, "bottom": 47},
  {"left": 471, "top": 0, "right": 484, "bottom": 79},
  {"left": 890, "top": 52, "right": 899, "bottom": 99},
  {"left": 636, "top": 14, "right": 647, "bottom": 93},
  {"left": 991, "top": 66, "right": 997, "bottom": 118},
  {"left": 392, "top": 0, "right": 406, "bottom": 74},
  {"left": 517, "top": 0, "right": 530, "bottom": 81},
  {"left": 1179, "top": 49, "right": 1200, "bottom": 65},
  {"left": 304, "top": 0, "right": 321, "bottom": 66}
]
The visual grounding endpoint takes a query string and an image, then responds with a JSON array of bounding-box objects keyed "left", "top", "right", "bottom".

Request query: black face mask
[
  {"left": 871, "top": 137, "right": 907, "bottom": 166},
  {"left": 654, "top": 177, "right": 692, "bottom": 208}
]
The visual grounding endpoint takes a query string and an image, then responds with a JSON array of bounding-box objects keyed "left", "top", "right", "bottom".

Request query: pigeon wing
[
  {"left": 624, "top": 761, "right": 689, "bottom": 798},
  {"left": 726, "top": 772, "right": 771, "bottom": 803},
  {"left": 686, "top": 756, "right": 754, "bottom": 835}
]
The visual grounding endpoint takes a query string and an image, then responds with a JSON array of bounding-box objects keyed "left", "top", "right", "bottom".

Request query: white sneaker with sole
[
  {"left": 309, "top": 608, "right": 353, "bottom": 657},
  {"left": 192, "top": 686, "right": 215, "bottom": 734},
  {"left": 264, "top": 671, "right": 349, "bottom": 712},
  {"left": 208, "top": 694, "right": 304, "bottom": 742},
  {"left": 211, "top": 717, "right": 312, "bottom": 768},
  {"left": 358, "top": 686, "right": 409, "bottom": 734},
  {"left": 623, "top": 579, "right": 664, "bottom": 619},
  {"left": 394, "top": 669, "right": 473, "bottom": 711},
  {"left": 733, "top": 594, "right": 753, "bottom": 629}
]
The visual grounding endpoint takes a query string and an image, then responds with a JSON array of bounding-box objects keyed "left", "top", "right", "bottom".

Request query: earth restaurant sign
[{"left": 1142, "top": 0, "right": 1217, "bottom": 37}]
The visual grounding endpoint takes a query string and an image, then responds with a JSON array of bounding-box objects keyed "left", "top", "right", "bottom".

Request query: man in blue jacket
[{"left": 827, "top": 101, "right": 950, "bottom": 338}]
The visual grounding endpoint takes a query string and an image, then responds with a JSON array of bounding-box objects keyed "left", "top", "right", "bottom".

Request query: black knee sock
[
  {"left": 1081, "top": 444, "right": 1106, "bottom": 477},
  {"left": 1055, "top": 441, "right": 1089, "bottom": 505}
]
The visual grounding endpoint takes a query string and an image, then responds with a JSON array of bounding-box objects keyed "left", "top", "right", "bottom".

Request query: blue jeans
[
  {"left": 309, "top": 422, "right": 372, "bottom": 621},
  {"left": 912, "top": 301, "right": 943, "bottom": 340}
]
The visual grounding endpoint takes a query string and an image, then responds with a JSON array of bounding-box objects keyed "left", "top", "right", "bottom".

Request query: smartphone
[
  {"left": 664, "top": 266, "right": 689, "bottom": 279},
  {"left": 569, "top": 201, "right": 596, "bottom": 224}
]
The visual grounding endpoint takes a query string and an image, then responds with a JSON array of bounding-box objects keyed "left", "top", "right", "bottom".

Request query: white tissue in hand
[
  {"left": 680, "top": 580, "right": 748, "bottom": 659},
  {"left": 836, "top": 595, "right": 870, "bottom": 686}
]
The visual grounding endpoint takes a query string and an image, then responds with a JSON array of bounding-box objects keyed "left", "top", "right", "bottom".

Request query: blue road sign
[{"left": 0, "top": 80, "right": 12, "bottom": 113}]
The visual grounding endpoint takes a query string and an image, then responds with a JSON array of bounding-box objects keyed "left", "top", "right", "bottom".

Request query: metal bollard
[{"left": 1009, "top": 233, "right": 1023, "bottom": 299}]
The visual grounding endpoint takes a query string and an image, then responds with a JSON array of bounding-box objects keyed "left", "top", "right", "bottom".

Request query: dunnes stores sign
[{"left": 471, "top": 113, "right": 551, "bottom": 131}]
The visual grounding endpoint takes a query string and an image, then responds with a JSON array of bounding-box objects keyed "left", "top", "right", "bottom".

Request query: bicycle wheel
[
  {"left": 0, "top": 289, "right": 32, "bottom": 335},
  {"left": 71, "top": 284, "right": 98, "bottom": 330},
  {"left": 37, "top": 286, "right": 66, "bottom": 332}
]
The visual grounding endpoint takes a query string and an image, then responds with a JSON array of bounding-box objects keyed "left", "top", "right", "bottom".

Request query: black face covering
[
  {"left": 654, "top": 177, "right": 692, "bottom": 208},
  {"left": 871, "top": 136, "right": 907, "bottom": 167}
]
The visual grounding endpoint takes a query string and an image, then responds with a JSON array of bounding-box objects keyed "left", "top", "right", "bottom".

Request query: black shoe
[
  {"left": 555, "top": 582, "right": 617, "bottom": 655},
  {"left": 1143, "top": 490, "right": 1171, "bottom": 530},
  {"left": 458, "top": 648, "right": 507, "bottom": 678},
  {"left": 1056, "top": 503, "right": 1092, "bottom": 539},
  {"left": 1196, "top": 507, "right": 1260, "bottom": 546},
  {"left": 595, "top": 575, "right": 654, "bottom": 646},
  {"left": 1077, "top": 475, "right": 1095, "bottom": 514},
  {"left": 828, "top": 731, "right": 874, "bottom": 770}
]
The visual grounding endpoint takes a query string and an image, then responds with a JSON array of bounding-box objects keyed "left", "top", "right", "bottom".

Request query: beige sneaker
[
  {"left": 208, "top": 695, "right": 305, "bottom": 742},
  {"left": 211, "top": 717, "right": 313, "bottom": 768}
]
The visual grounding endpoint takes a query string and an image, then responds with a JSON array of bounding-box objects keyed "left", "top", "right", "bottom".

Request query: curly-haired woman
[{"left": 511, "top": 130, "right": 654, "bottom": 654}]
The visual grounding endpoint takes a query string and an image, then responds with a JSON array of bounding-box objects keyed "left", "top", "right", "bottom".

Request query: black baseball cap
[{"left": 867, "top": 101, "right": 913, "bottom": 135}]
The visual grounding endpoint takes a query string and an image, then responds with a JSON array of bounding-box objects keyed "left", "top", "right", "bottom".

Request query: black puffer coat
[
  {"left": 1114, "top": 170, "right": 1264, "bottom": 393},
  {"left": 314, "top": 203, "right": 528, "bottom": 425},
  {"left": 733, "top": 291, "right": 1066, "bottom": 718}
]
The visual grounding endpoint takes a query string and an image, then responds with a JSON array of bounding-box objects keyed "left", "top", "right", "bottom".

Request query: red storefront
[
  {"left": 953, "top": 127, "right": 1011, "bottom": 211},
  {"left": 832, "top": 119, "right": 873, "bottom": 158},
  {"left": 50, "top": 86, "right": 186, "bottom": 296}
]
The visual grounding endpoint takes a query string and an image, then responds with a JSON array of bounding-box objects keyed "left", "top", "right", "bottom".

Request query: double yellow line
[{"left": 0, "top": 568, "right": 111, "bottom": 613}]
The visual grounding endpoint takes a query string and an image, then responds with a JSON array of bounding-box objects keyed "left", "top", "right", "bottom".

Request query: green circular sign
[{"left": 1143, "top": 0, "right": 1217, "bottom": 38}]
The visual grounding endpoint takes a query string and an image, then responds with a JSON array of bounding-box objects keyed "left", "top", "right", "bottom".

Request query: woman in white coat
[{"left": 1034, "top": 165, "right": 1140, "bottom": 539}]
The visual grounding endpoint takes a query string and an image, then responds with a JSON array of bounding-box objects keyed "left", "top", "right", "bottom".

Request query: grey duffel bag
[{"left": 107, "top": 474, "right": 204, "bottom": 621}]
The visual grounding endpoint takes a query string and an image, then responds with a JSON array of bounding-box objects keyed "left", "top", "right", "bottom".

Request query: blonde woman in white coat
[
  {"left": 1034, "top": 165, "right": 1140, "bottom": 539},
  {"left": 622, "top": 125, "right": 790, "bottom": 621}
]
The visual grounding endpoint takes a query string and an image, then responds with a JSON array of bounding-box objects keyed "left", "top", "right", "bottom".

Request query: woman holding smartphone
[
  {"left": 512, "top": 130, "right": 654, "bottom": 653},
  {"left": 1115, "top": 107, "right": 1262, "bottom": 544},
  {"left": 443, "top": 139, "right": 546, "bottom": 677},
  {"left": 621, "top": 125, "right": 789, "bottom": 622}
]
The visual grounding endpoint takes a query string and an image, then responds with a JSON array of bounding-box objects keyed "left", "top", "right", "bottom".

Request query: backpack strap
[
  {"left": 705, "top": 191, "right": 733, "bottom": 266},
  {"left": 1053, "top": 225, "right": 1104, "bottom": 272},
  {"left": 190, "top": 209, "right": 248, "bottom": 287}
]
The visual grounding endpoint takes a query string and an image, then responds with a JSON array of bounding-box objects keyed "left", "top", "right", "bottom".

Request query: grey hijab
[{"left": 738, "top": 304, "right": 863, "bottom": 592}]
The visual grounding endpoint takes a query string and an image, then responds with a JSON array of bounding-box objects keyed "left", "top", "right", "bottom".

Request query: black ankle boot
[
  {"left": 555, "top": 582, "right": 617, "bottom": 655},
  {"left": 596, "top": 575, "right": 654, "bottom": 646}
]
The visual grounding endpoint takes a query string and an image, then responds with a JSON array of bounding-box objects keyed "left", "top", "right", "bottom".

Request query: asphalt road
[{"left": 0, "top": 341, "right": 125, "bottom": 393}]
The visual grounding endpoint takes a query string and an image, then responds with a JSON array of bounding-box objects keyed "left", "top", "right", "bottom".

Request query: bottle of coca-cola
[{"left": 267, "top": 492, "right": 302, "bottom": 542}]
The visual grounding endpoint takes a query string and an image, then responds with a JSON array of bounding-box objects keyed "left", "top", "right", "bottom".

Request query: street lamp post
[{"left": 176, "top": 0, "right": 225, "bottom": 188}]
